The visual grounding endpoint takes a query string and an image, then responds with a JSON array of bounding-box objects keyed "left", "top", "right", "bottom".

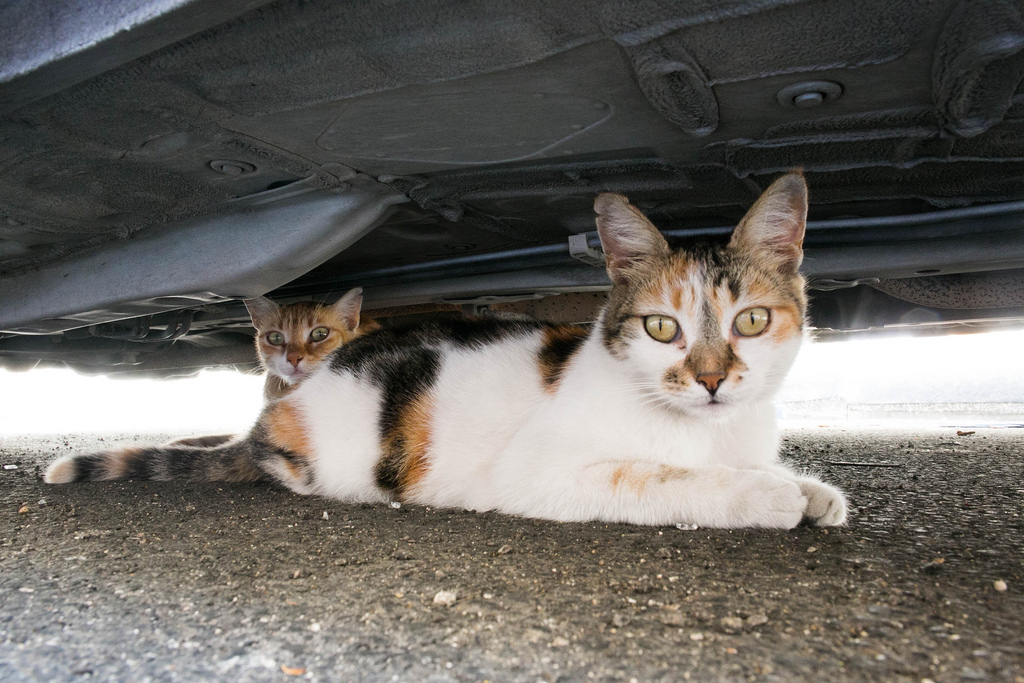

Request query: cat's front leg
[
  {"left": 494, "top": 460, "right": 808, "bottom": 529},
  {"left": 681, "top": 466, "right": 810, "bottom": 529}
]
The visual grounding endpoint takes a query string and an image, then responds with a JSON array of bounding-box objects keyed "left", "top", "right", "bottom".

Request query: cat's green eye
[
  {"left": 644, "top": 315, "right": 680, "bottom": 343},
  {"left": 309, "top": 327, "right": 330, "bottom": 342},
  {"left": 265, "top": 331, "right": 285, "bottom": 346},
  {"left": 734, "top": 307, "right": 770, "bottom": 337}
]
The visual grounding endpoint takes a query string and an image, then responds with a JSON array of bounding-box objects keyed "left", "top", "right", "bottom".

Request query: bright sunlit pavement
[
  {"left": 0, "top": 366, "right": 265, "bottom": 436},
  {"left": 1, "top": 329, "right": 1023, "bottom": 436}
]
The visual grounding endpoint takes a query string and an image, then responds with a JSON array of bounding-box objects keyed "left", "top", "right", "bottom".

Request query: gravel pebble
[
  {"left": 720, "top": 616, "right": 745, "bottom": 632},
  {"left": 433, "top": 590, "right": 458, "bottom": 606},
  {"left": 659, "top": 611, "right": 685, "bottom": 626}
]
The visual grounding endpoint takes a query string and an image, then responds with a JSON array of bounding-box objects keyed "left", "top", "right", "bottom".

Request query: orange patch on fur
[
  {"left": 609, "top": 463, "right": 654, "bottom": 496},
  {"left": 357, "top": 316, "right": 381, "bottom": 334},
  {"left": 397, "top": 394, "right": 434, "bottom": 494},
  {"left": 610, "top": 465, "right": 627, "bottom": 489},
  {"left": 544, "top": 324, "right": 588, "bottom": 346},
  {"left": 764, "top": 305, "right": 803, "bottom": 342},
  {"left": 634, "top": 255, "right": 700, "bottom": 321},
  {"left": 670, "top": 286, "right": 683, "bottom": 311},
  {"left": 265, "top": 400, "right": 312, "bottom": 457}
]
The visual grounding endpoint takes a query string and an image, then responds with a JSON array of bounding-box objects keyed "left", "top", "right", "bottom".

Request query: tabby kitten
[
  {"left": 167, "top": 289, "right": 365, "bottom": 448},
  {"left": 46, "top": 172, "right": 847, "bottom": 529}
]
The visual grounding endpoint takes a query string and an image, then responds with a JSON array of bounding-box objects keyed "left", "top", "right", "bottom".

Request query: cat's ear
[
  {"left": 243, "top": 296, "right": 280, "bottom": 329},
  {"left": 331, "top": 287, "right": 363, "bottom": 330},
  {"left": 729, "top": 171, "right": 807, "bottom": 272},
  {"left": 594, "top": 193, "right": 670, "bottom": 284}
]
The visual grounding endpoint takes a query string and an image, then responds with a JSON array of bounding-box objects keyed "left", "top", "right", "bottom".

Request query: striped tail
[{"left": 44, "top": 438, "right": 267, "bottom": 484}]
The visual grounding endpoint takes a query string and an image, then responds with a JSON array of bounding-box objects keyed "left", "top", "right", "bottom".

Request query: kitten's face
[
  {"left": 245, "top": 289, "right": 363, "bottom": 385},
  {"left": 595, "top": 173, "right": 808, "bottom": 418}
]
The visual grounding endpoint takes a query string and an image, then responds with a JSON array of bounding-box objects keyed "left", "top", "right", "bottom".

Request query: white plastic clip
[{"left": 568, "top": 234, "right": 606, "bottom": 268}]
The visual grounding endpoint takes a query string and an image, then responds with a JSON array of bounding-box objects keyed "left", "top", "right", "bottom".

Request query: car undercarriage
[{"left": 2, "top": 0, "right": 1023, "bottom": 376}]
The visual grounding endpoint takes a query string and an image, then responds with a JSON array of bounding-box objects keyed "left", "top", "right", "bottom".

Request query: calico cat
[
  {"left": 167, "top": 289, "right": 365, "bottom": 448},
  {"left": 45, "top": 172, "right": 847, "bottom": 529}
]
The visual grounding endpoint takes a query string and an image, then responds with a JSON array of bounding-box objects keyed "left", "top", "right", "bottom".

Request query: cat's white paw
[
  {"left": 727, "top": 470, "right": 807, "bottom": 529},
  {"left": 797, "top": 478, "right": 848, "bottom": 526}
]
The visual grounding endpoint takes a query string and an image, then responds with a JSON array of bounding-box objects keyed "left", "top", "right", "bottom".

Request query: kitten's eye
[
  {"left": 309, "top": 327, "right": 330, "bottom": 342},
  {"left": 734, "top": 307, "right": 770, "bottom": 337},
  {"left": 643, "top": 315, "right": 680, "bottom": 343},
  {"left": 265, "top": 331, "right": 285, "bottom": 346}
]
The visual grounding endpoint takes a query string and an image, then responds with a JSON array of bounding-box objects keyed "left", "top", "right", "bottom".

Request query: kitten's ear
[
  {"left": 594, "top": 193, "right": 670, "bottom": 284},
  {"left": 243, "top": 296, "right": 280, "bottom": 329},
  {"left": 331, "top": 287, "right": 363, "bottom": 330},
  {"left": 729, "top": 171, "right": 807, "bottom": 272}
]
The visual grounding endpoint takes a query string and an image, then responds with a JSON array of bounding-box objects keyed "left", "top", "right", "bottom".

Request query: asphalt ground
[{"left": 1, "top": 428, "right": 1022, "bottom": 682}]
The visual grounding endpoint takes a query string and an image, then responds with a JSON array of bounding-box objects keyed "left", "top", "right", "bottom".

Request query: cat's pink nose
[
  {"left": 695, "top": 372, "right": 726, "bottom": 395},
  {"left": 287, "top": 353, "right": 304, "bottom": 367}
]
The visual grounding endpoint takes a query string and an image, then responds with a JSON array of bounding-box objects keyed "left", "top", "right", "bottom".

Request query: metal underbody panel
[
  {"left": 0, "top": 176, "right": 405, "bottom": 333},
  {"left": 2, "top": 0, "right": 1024, "bottom": 374}
]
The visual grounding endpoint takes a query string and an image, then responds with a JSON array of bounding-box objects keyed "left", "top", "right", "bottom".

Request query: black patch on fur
[
  {"left": 600, "top": 287, "right": 640, "bottom": 358},
  {"left": 726, "top": 275, "right": 743, "bottom": 301},
  {"left": 165, "top": 448, "right": 218, "bottom": 479},
  {"left": 330, "top": 317, "right": 543, "bottom": 376},
  {"left": 539, "top": 326, "right": 587, "bottom": 388},
  {"left": 123, "top": 452, "right": 157, "bottom": 480},
  {"left": 372, "top": 347, "right": 441, "bottom": 494},
  {"left": 70, "top": 454, "right": 107, "bottom": 482},
  {"left": 435, "top": 317, "right": 539, "bottom": 347}
]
